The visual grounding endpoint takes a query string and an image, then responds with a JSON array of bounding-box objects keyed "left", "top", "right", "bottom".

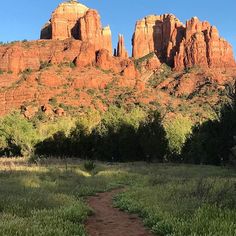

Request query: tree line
[{"left": 0, "top": 97, "right": 236, "bottom": 165}]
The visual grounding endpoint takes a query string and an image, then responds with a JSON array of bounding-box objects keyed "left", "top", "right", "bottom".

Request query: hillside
[{"left": 0, "top": 0, "right": 235, "bottom": 122}]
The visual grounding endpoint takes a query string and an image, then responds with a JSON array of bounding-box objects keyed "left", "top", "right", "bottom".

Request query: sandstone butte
[
  {"left": 40, "top": 0, "right": 112, "bottom": 55},
  {"left": 132, "top": 14, "right": 235, "bottom": 69},
  {"left": 0, "top": 0, "right": 235, "bottom": 117}
]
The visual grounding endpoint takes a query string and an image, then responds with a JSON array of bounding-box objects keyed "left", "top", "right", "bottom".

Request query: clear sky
[{"left": 0, "top": 0, "right": 235, "bottom": 57}]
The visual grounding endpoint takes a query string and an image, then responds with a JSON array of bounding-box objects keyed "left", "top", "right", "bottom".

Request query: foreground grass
[
  {"left": 114, "top": 164, "right": 236, "bottom": 236},
  {"left": 0, "top": 159, "right": 138, "bottom": 236},
  {"left": 0, "top": 159, "right": 235, "bottom": 235}
]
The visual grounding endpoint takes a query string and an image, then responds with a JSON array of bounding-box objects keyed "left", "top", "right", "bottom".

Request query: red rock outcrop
[
  {"left": 79, "top": 9, "right": 112, "bottom": 54},
  {"left": 96, "top": 49, "right": 137, "bottom": 79},
  {"left": 22, "top": 105, "right": 39, "bottom": 119},
  {"left": 54, "top": 108, "right": 65, "bottom": 116},
  {"left": 132, "top": 15, "right": 235, "bottom": 70},
  {"left": 132, "top": 14, "right": 185, "bottom": 66},
  {"left": 40, "top": 1, "right": 112, "bottom": 54},
  {"left": 115, "top": 34, "right": 128, "bottom": 58},
  {"left": 174, "top": 17, "right": 235, "bottom": 70},
  {"left": 0, "top": 39, "right": 96, "bottom": 74},
  {"left": 121, "top": 61, "right": 137, "bottom": 79}
]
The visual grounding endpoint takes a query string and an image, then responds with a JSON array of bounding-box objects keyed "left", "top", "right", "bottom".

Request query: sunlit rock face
[
  {"left": 132, "top": 14, "right": 235, "bottom": 70},
  {"left": 40, "top": 0, "right": 112, "bottom": 54}
]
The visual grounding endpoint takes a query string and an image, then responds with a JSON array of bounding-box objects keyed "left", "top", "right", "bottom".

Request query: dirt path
[{"left": 85, "top": 189, "right": 155, "bottom": 236}]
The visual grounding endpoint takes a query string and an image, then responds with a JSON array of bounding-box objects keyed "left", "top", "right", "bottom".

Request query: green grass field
[{"left": 0, "top": 159, "right": 235, "bottom": 236}]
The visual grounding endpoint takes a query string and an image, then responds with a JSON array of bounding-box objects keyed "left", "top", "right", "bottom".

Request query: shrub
[
  {"left": 83, "top": 160, "right": 96, "bottom": 172},
  {"left": 40, "top": 61, "right": 52, "bottom": 70},
  {"left": 49, "top": 97, "right": 58, "bottom": 106},
  {"left": 59, "top": 61, "right": 76, "bottom": 68},
  {"left": 23, "top": 68, "right": 33, "bottom": 74}
]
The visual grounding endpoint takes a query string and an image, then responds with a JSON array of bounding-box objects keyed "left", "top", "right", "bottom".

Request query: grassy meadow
[{"left": 0, "top": 158, "right": 235, "bottom": 236}]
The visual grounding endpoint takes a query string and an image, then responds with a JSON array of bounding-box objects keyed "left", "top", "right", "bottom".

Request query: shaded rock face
[
  {"left": 132, "top": 15, "right": 235, "bottom": 70},
  {"left": 40, "top": 1, "right": 112, "bottom": 54}
]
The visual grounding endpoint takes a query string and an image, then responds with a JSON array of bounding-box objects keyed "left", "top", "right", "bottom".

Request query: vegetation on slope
[{"left": 0, "top": 95, "right": 236, "bottom": 165}]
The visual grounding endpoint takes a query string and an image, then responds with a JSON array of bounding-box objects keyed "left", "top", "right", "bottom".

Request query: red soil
[{"left": 85, "top": 189, "right": 155, "bottom": 236}]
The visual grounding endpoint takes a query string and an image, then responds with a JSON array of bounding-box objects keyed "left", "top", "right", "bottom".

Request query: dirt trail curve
[{"left": 85, "top": 189, "right": 155, "bottom": 236}]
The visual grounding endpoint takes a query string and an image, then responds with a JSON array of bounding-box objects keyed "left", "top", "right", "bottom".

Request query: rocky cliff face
[
  {"left": 174, "top": 17, "right": 235, "bottom": 70},
  {"left": 40, "top": 1, "right": 112, "bottom": 54},
  {"left": 132, "top": 14, "right": 185, "bottom": 66},
  {"left": 132, "top": 15, "right": 235, "bottom": 70}
]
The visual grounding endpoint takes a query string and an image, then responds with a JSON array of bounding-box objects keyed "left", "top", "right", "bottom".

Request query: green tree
[
  {"left": 0, "top": 112, "right": 38, "bottom": 157},
  {"left": 165, "top": 115, "right": 192, "bottom": 159},
  {"left": 138, "top": 111, "right": 168, "bottom": 162},
  {"left": 183, "top": 102, "right": 236, "bottom": 165}
]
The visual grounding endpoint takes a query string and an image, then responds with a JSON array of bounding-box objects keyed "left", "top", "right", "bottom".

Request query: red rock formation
[
  {"left": 40, "top": 1, "right": 112, "bottom": 54},
  {"left": 79, "top": 10, "right": 112, "bottom": 54},
  {"left": 132, "top": 14, "right": 185, "bottom": 66},
  {"left": 41, "top": 1, "right": 88, "bottom": 40},
  {"left": 0, "top": 4, "right": 235, "bottom": 118},
  {"left": 96, "top": 49, "right": 116, "bottom": 72},
  {"left": 0, "top": 39, "right": 96, "bottom": 74},
  {"left": 41, "top": 104, "right": 54, "bottom": 116},
  {"left": 145, "top": 54, "right": 161, "bottom": 71},
  {"left": 174, "top": 17, "right": 235, "bottom": 70},
  {"left": 75, "top": 42, "right": 96, "bottom": 68},
  {"left": 96, "top": 49, "right": 137, "bottom": 79},
  {"left": 121, "top": 61, "right": 137, "bottom": 79},
  {"left": 54, "top": 108, "right": 65, "bottom": 116},
  {"left": 22, "top": 106, "right": 39, "bottom": 119},
  {"left": 132, "top": 15, "right": 235, "bottom": 70},
  {"left": 206, "top": 26, "right": 235, "bottom": 68},
  {"left": 115, "top": 34, "right": 128, "bottom": 58}
]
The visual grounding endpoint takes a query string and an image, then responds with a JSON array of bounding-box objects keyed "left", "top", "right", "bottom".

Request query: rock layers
[
  {"left": 132, "top": 15, "right": 235, "bottom": 70},
  {"left": 40, "top": 0, "right": 112, "bottom": 54}
]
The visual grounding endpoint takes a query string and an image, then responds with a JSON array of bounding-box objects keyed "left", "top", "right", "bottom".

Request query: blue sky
[{"left": 0, "top": 0, "right": 235, "bottom": 57}]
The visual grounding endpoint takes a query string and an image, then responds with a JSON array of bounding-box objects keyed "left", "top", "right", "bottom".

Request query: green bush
[{"left": 84, "top": 160, "right": 96, "bottom": 172}]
